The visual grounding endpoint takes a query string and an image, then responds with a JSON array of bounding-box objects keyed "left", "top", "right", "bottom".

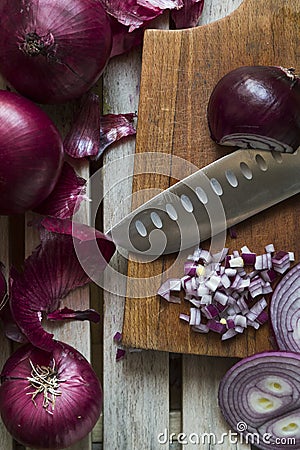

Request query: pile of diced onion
[{"left": 157, "top": 244, "right": 294, "bottom": 340}]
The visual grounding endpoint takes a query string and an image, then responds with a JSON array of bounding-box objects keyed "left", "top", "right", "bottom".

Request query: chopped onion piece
[
  {"left": 265, "top": 243, "right": 275, "bottom": 253},
  {"left": 205, "top": 274, "right": 221, "bottom": 292},
  {"left": 192, "top": 323, "right": 209, "bottom": 333},
  {"left": 179, "top": 313, "right": 190, "bottom": 323},
  {"left": 229, "top": 256, "right": 244, "bottom": 268},
  {"left": 221, "top": 328, "right": 238, "bottom": 340}
]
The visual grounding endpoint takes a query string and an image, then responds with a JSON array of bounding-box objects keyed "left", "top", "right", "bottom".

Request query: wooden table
[{"left": 0, "top": 1, "right": 253, "bottom": 449}]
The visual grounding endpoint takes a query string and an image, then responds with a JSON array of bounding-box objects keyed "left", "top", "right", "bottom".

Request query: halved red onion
[
  {"left": 219, "top": 351, "right": 300, "bottom": 449},
  {"left": 270, "top": 263, "right": 300, "bottom": 353},
  {"left": 10, "top": 218, "right": 115, "bottom": 351},
  {"left": 207, "top": 66, "right": 300, "bottom": 153},
  {"left": 0, "top": 341, "right": 102, "bottom": 449}
]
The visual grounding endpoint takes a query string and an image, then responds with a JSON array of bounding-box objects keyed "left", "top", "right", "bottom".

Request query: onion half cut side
[
  {"left": 270, "top": 263, "right": 300, "bottom": 352},
  {"left": 218, "top": 352, "right": 300, "bottom": 450}
]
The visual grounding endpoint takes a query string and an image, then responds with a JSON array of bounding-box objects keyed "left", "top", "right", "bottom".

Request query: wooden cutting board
[{"left": 122, "top": 0, "right": 300, "bottom": 357}]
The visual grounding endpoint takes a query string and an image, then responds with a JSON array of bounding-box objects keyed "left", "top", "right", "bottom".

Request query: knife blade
[{"left": 108, "top": 148, "right": 300, "bottom": 256}]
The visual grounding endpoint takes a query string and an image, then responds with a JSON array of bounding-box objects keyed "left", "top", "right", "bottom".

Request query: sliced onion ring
[
  {"left": 219, "top": 351, "right": 300, "bottom": 449},
  {"left": 270, "top": 263, "right": 300, "bottom": 352}
]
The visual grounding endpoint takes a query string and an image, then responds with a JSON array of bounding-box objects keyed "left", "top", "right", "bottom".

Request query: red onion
[
  {"left": 0, "top": 90, "right": 63, "bottom": 215},
  {"left": 0, "top": 0, "right": 112, "bottom": 104},
  {"left": 0, "top": 341, "right": 102, "bottom": 449},
  {"left": 207, "top": 66, "right": 300, "bottom": 153},
  {"left": 219, "top": 351, "right": 300, "bottom": 449},
  {"left": 270, "top": 263, "right": 300, "bottom": 353}
]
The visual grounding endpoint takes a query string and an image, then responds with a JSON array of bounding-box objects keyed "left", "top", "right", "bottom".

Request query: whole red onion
[
  {"left": 0, "top": 0, "right": 112, "bottom": 104},
  {"left": 207, "top": 65, "right": 300, "bottom": 153},
  {"left": 0, "top": 90, "right": 63, "bottom": 215},
  {"left": 0, "top": 341, "right": 102, "bottom": 449}
]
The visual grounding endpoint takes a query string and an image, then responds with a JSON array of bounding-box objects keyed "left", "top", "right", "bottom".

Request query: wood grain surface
[{"left": 122, "top": 0, "right": 300, "bottom": 357}]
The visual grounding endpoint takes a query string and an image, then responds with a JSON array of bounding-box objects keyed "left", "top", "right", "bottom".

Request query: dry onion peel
[
  {"left": 34, "top": 162, "right": 86, "bottom": 219},
  {"left": 10, "top": 217, "right": 115, "bottom": 351}
]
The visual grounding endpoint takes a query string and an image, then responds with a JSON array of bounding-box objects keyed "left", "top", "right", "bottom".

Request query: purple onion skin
[
  {"left": 0, "top": 90, "right": 63, "bottom": 214},
  {"left": 207, "top": 66, "right": 300, "bottom": 153},
  {"left": 0, "top": 341, "right": 102, "bottom": 449},
  {"left": 0, "top": 0, "right": 112, "bottom": 104}
]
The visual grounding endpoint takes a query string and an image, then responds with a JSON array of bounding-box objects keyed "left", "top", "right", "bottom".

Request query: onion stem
[{"left": 26, "top": 360, "right": 62, "bottom": 414}]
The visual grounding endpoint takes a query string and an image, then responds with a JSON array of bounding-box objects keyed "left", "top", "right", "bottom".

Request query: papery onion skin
[
  {"left": 0, "top": 90, "right": 63, "bottom": 214},
  {"left": 0, "top": 0, "right": 112, "bottom": 104},
  {"left": 10, "top": 217, "right": 116, "bottom": 351},
  {"left": 207, "top": 66, "right": 300, "bottom": 153},
  {"left": 219, "top": 351, "right": 300, "bottom": 450},
  {"left": 0, "top": 341, "right": 102, "bottom": 449},
  {"left": 33, "top": 162, "right": 86, "bottom": 219}
]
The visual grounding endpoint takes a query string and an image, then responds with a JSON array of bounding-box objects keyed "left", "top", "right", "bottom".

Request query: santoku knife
[{"left": 108, "top": 148, "right": 300, "bottom": 256}]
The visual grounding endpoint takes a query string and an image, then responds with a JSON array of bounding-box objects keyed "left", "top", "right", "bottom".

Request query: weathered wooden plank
[
  {"left": 102, "top": 19, "right": 171, "bottom": 449},
  {"left": 182, "top": 355, "right": 251, "bottom": 450}
]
